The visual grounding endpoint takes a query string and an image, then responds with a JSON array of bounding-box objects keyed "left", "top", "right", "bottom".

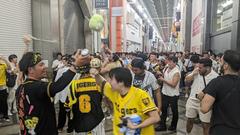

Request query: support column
[
  {"left": 109, "top": 0, "right": 123, "bottom": 52},
  {"left": 231, "top": 0, "right": 240, "bottom": 51},
  {"left": 202, "top": 0, "right": 212, "bottom": 51},
  {"left": 184, "top": 0, "right": 192, "bottom": 51}
]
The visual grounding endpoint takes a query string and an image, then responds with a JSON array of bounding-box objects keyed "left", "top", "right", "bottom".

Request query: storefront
[
  {"left": 0, "top": 1, "right": 32, "bottom": 58},
  {"left": 209, "top": 0, "right": 234, "bottom": 53},
  {"left": 188, "top": 0, "right": 240, "bottom": 54}
]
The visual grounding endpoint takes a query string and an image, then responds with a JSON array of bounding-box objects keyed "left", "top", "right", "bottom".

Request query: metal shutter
[{"left": 0, "top": 0, "right": 32, "bottom": 59}]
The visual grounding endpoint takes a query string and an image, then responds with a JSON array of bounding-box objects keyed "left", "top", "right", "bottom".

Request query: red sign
[{"left": 192, "top": 12, "right": 202, "bottom": 37}]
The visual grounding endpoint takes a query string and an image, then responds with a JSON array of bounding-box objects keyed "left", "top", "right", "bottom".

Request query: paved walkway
[{"left": 0, "top": 98, "right": 203, "bottom": 135}]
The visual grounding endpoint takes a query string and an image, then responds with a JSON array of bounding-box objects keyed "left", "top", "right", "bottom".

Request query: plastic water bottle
[
  {"left": 81, "top": 49, "right": 89, "bottom": 56},
  {"left": 126, "top": 114, "right": 142, "bottom": 135}
]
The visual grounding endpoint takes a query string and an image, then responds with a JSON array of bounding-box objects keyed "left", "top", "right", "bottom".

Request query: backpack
[{"left": 6, "top": 71, "right": 17, "bottom": 87}]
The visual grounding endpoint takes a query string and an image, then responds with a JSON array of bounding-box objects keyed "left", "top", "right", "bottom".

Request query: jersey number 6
[{"left": 79, "top": 95, "right": 91, "bottom": 113}]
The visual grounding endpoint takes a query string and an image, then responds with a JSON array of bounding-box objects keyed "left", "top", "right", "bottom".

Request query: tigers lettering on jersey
[
  {"left": 103, "top": 83, "right": 157, "bottom": 135},
  {"left": 115, "top": 102, "right": 137, "bottom": 117}
]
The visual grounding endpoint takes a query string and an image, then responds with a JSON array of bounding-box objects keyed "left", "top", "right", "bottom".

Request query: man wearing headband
[{"left": 16, "top": 50, "right": 90, "bottom": 135}]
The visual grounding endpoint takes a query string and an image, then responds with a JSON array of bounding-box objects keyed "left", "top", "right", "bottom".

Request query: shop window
[{"left": 212, "top": 0, "right": 233, "bottom": 32}]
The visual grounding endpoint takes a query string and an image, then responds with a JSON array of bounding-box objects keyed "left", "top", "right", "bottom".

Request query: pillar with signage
[
  {"left": 94, "top": 0, "right": 109, "bottom": 52},
  {"left": 110, "top": 0, "right": 123, "bottom": 52},
  {"left": 191, "top": 0, "right": 203, "bottom": 54}
]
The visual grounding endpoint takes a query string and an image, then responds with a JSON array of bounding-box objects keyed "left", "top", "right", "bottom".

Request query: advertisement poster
[{"left": 191, "top": 0, "right": 203, "bottom": 54}]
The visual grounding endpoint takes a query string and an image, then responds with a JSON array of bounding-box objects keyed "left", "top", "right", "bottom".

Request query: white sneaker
[
  {"left": 3, "top": 118, "right": 10, "bottom": 122},
  {"left": 8, "top": 111, "right": 13, "bottom": 116},
  {"left": 106, "top": 115, "right": 112, "bottom": 120},
  {"left": 12, "top": 109, "right": 18, "bottom": 113},
  {"left": 166, "top": 117, "right": 170, "bottom": 122}
]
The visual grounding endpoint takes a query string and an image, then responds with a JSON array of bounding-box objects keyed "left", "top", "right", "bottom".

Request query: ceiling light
[
  {"left": 143, "top": 13, "right": 147, "bottom": 19},
  {"left": 176, "top": 2, "right": 181, "bottom": 11},
  {"left": 222, "top": 0, "right": 233, "bottom": 8},
  {"left": 137, "top": 5, "right": 143, "bottom": 13},
  {"left": 148, "top": 19, "right": 151, "bottom": 24},
  {"left": 217, "top": 9, "right": 222, "bottom": 14}
]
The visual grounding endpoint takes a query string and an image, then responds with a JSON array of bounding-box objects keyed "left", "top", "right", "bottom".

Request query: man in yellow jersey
[{"left": 91, "top": 67, "right": 160, "bottom": 135}]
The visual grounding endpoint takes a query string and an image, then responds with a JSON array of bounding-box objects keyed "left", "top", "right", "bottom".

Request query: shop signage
[
  {"left": 192, "top": 12, "right": 202, "bottom": 37},
  {"left": 95, "top": 0, "right": 108, "bottom": 9},
  {"left": 112, "top": 7, "right": 123, "bottom": 16}
]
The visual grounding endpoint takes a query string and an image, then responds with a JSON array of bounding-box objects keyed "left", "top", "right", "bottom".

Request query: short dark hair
[
  {"left": 190, "top": 55, "right": 200, "bottom": 63},
  {"left": 223, "top": 50, "right": 240, "bottom": 72},
  {"left": 217, "top": 53, "right": 223, "bottom": 58},
  {"left": 8, "top": 54, "right": 17, "bottom": 62},
  {"left": 131, "top": 58, "right": 145, "bottom": 69},
  {"left": 136, "top": 53, "right": 148, "bottom": 61},
  {"left": 150, "top": 52, "right": 157, "bottom": 56},
  {"left": 198, "top": 58, "right": 212, "bottom": 67},
  {"left": 167, "top": 56, "right": 178, "bottom": 64},
  {"left": 57, "top": 52, "right": 62, "bottom": 56},
  {"left": 109, "top": 67, "right": 132, "bottom": 87},
  {"left": 112, "top": 53, "right": 120, "bottom": 62},
  {"left": 202, "top": 51, "right": 209, "bottom": 55}
]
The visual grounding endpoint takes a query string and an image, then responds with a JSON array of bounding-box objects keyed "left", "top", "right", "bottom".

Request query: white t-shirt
[
  {"left": 162, "top": 66, "right": 181, "bottom": 96},
  {"left": 132, "top": 70, "right": 159, "bottom": 98},
  {"left": 52, "top": 59, "right": 62, "bottom": 71},
  {"left": 189, "top": 69, "right": 219, "bottom": 100},
  {"left": 54, "top": 67, "right": 80, "bottom": 103},
  {"left": 145, "top": 61, "right": 150, "bottom": 71},
  {"left": 177, "top": 59, "right": 184, "bottom": 72}
]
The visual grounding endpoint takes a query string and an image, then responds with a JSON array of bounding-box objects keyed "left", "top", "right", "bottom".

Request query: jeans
[
  {"left": 57, "top": 102, "right": 73, "bottom": 131},
  {"left": 0, "top": 89, "right": 9, "bottom": 118}
]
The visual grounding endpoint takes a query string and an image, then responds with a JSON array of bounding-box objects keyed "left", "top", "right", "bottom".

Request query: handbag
[{"left": 6, "top": 71, "right": 17, "bottom": 87}]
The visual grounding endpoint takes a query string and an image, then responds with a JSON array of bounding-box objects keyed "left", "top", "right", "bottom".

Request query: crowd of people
[{"left": 0, "top": 37, "right": 240, "bottom": 135}]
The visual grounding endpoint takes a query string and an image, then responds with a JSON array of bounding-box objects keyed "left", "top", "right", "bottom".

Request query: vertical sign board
[
  {"left": 110, "top": 0, "right": 123, "bottom": 52},
  {"left": 191, "top": 0, "right": 203, "bottom": 54},
  {"left": 95, "top": 0, "right": 108, "bottom": 9}
]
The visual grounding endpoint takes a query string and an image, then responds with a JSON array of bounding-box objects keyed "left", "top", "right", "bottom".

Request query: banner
[{"left": 95, "top": 0, "right": 108, "bottom": 9}]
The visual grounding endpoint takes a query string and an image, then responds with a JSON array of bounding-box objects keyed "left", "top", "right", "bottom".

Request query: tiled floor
[{"left": 0, "top": 98, "right": 203, "bottom": 135}]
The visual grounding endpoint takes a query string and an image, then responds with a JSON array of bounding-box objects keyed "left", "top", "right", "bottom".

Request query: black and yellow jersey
[{"left": 65, "top": 77, "right": 104, "bottom": 132}]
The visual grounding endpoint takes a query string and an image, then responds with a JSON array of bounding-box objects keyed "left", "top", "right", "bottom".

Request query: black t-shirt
[
  {"left": 133, "top": 73, "right": 145, "bottom": 89},
  {"left": 16, "top": 70, "right": 75, "bottom": 135},
  {"left": 204, "top": 75, "right": 240, "bottom": 135}
]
